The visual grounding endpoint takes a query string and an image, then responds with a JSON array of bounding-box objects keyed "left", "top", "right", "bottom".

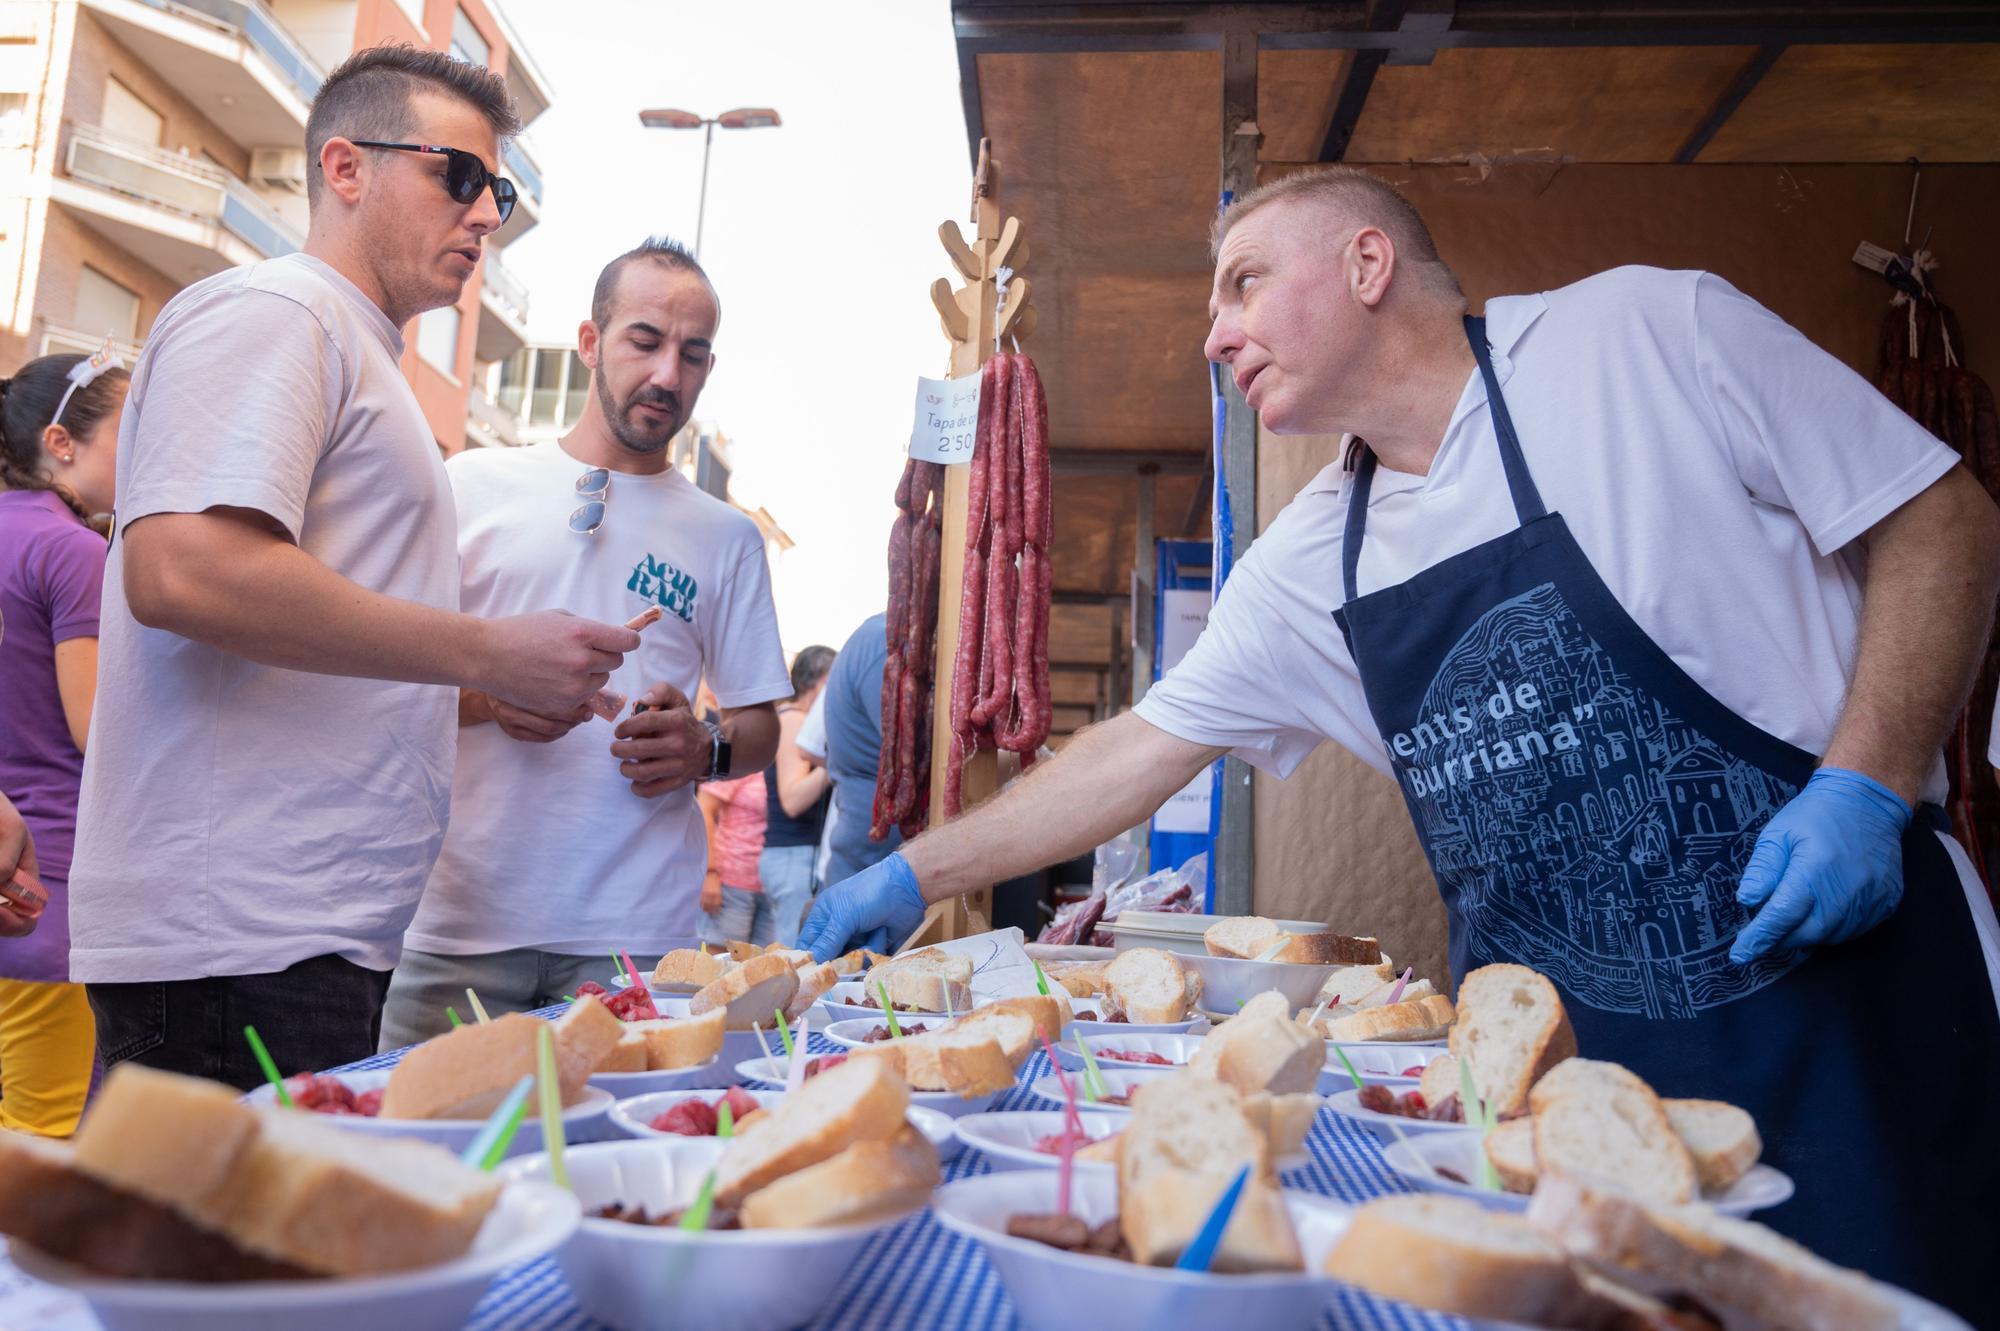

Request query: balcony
[
  {"left": 54, "top": 122, "right": 304, "bottom": 283},
  {"left": 82, "top": 0, "right": 322, "bottom": 148},
  {"left": 475, "top": 251, "right": 529, "bottom": 363},
  {"left": 493, "top": 136, "right": 542, "bottom": 246},
  {"left": 41, "top": 323, "right": 145, "bottom": 364},
  {"left": 465, "top": 383, "right": 523, "bottom": 448}
]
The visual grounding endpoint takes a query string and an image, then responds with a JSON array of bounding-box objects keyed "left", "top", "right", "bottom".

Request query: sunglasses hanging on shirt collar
[
  {"left": 570, "top": 467, "right": 609, "bottom": 535},
  {"left": 51, "top": 334, "right": 125, "bottom": 429},
  {"left": 349, "top": 141, "right": 518, "bottom": 223}
]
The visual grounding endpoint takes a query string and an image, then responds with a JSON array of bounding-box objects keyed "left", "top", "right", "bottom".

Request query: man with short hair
[
  {"left": 71, "top": 45, "right": 640, "bottom": 1087},
  {"left": 379, "top": 238, "right": 788, "bottom": 1048},
  {"left": 804, "top": 167, "right": 2000, "bottom": 1313}
]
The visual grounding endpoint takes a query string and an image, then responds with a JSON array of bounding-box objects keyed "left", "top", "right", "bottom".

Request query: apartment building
[{"left": 0, "top": 0, "right": 550, "bottom": 452}]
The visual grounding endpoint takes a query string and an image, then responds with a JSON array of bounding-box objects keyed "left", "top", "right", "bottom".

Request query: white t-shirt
[
  {"left": 797, "top": 688, "right": 828, "bottom": 763},
  {"left": 1137, "top": 267, "right": 1960, "bottom": 803},
  {"left": 404, "top": 441, "right": 791, "bottom": 956},
  {"left": 70, "top": 254, "right": 459, "bottom": 982}
]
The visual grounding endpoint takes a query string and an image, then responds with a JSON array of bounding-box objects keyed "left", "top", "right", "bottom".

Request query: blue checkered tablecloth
[{"left": 326, "top": 1012, "right": 1460, "bottom": 1331}]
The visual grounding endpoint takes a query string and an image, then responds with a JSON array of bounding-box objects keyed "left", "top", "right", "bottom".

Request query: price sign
[{"left": 908, "top": 369, "right": 982, "bottom": 464}]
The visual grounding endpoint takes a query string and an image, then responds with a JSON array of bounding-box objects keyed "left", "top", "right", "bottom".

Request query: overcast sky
[{"left": 500, "top": 0, "right": 971, "bottom": 656}]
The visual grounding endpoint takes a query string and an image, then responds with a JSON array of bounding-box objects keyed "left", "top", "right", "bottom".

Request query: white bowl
[
  {"left": 1324, "top": 1086, "right": 1476, "bottom": 1147},
  {"left": 588, "top": 1055, "right": 723, "bottom": 1098},
  {"left": 1064, "top": 996, "right": 1206, "bottom": 1039},
  {"left": 816, "top": 979, "right": 952, "bottom": 1024},
  {"left": 735, "top": 1056, "right": 1000, "bottom": 1119},
  {"left": 1053, "top": 1031, "right": 1205, "bottom": 1074},
  {"left": 1025, "top": 1067, "right": 1158, "bottom": 1114},
  {"left": 821, "top": 1015, "right": 950, "bottom": 1050},
  {"left": 10, "top": 1179, "right": 577, "bottom": 1331},
  {"left": 500, "top": 1139, "right": 924, "bottom": 1331},
  {"left": 608, "top": 1087, "right": 959, "bottom": 1161},
  {"left": 1183, "top": 957, "right": 1337, "bottom": 1017},
  {"left": 1317, "top": 1042, "right": 1450, "bottom": 1094},
  {"left": 931, "top": 1170, "right": 1346, "bottom": 1331},
  {"left": 648, "top": 995, "right": 793, "bottom": 1089},
  {"left": 956, "top": 1110, "right": 1311, "bottom": 1175},
  {"left": 1380, "top": 1132, "right": 1796, "bottom": 1218},
  {"left": 243, "top": 1069, "right": 616, "bottom": 1159}
]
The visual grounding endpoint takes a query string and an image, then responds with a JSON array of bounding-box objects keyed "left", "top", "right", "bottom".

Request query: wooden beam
[
  {"left": 1317, "top": 50, "right": 1386, "bottom": 161},
  {"left": 1131, "top": 468, "right": 1157, "bottom": 708},
  {"left": 1050, "top": 447, "right": 1206, "bottom": 474},
  {"left": 1674, "top": 44, "right": 1786, "bottom": 163}
]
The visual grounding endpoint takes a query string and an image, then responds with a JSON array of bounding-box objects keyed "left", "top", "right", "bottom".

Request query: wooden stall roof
[{"left": 950, "top": 1, "right": 2000, "bottom": 734}]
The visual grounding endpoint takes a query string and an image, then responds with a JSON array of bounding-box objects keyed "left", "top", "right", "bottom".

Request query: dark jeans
[{"left": 87, "top": 953, "right": 393, "bottom": 1092}]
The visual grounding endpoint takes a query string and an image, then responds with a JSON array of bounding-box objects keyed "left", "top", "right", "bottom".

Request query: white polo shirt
[
  {"left": 1135, "top": 265, "right": 2000, "bottom": 1000},
  {"left": 403, "top": 441, "right": 791, "bottom": 957}
]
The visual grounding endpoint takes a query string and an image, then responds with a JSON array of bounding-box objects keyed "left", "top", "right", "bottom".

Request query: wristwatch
[{"left": 699, "top": 719, "right": 732, "bottom": 782}]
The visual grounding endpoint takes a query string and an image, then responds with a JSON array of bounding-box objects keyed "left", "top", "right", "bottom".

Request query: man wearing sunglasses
[
  {"left": 379, "top": 237, "right": 790, "bottom": 1048},
  {"left": 69, "top": 45, "right": 641, "bottom": 1090}
]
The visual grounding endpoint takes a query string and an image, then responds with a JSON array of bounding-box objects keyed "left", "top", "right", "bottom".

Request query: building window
[
  {"left": 75, "top": 265, "right": 140, "bottom": 341},
  {"left": 417, "top": 305, "right": 461, "bottom": 377},
  {"left": 392, "top": 0, "right": 425, "bottom": 30},
  {"left": 561, "top": 351, "right": 589, "bottom": 426},
  {"left": 0, "top": 93, "right": 27, "bottom": 146},
  {"left": 450, "top": 8, "right": 490, "bottom": 66},
  {"left": 101, "top": 77, "right": 162, "bottom": 146},
  {"left": 527, "top": 348, "right": 564, "bottom": 425},
  {"left": 496, "top": 346, "right": 532, "bottom": 414}
]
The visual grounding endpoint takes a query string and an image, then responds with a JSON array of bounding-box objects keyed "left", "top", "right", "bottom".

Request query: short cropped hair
[
  {"left": 1213, "top": 166, "right": 1462, "bottom": 299},
  {"left": 305, "top": 44, "right": 520, "bottom": 207},
  {"left": 590, "top": 237, "right": 721, "bottom": 332}
]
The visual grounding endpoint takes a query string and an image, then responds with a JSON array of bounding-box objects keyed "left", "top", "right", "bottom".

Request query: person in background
[
  {"left": 761, "top": 645, "right": 835, "bottom": 945},
  {"left": 0, "top": 793, "right": 40, "bottom": 938},
  {"left": 378, "top": 237, "right": 787, "bottom": 1048},
  {"left": 0, "top": 351, "right": 127, "bottom": 1134},
  {"left": 71, "top": 46, "right": 638, "bottom": 1089},
  {"left": 817, "top": 613, "right": 903, "bottom": 887},
  {"left": 698, "top": 749, "right": 771, "bottom": 948}
]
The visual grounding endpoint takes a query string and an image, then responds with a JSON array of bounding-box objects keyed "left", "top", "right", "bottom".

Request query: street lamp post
[{"left": 636, "top": 106, "right": 781, "bottom": 258}]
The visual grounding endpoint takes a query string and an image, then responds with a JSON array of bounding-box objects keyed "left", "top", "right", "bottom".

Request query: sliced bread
[
  {"left": 1530, "top": 1060, "right": 1695, "bottom": 1205},
  {"left": 651, "top": 948, "right": 731, "bottom": 990},
  {"left": 1324, "top": 1194, "right": 1587, "bottom": 1323},
  {"left": 381, "top": 1013, "right": 590, "bottom": 1120},
  {"left": 784, "top": 962, "right": 841, "bottom": 1021},
  {"left": 739, "top": 1125, "right": 940, "bottom": 1229},
  {"left": 71, "top": 1064, "right": 258, "bottom": 1213},
  {"left": 1485, "top": 1117, "right": 1540, "bottom": 1194},
  {"left": 597, "top": 1029, "right": 650, "bottom": 1074},
  {"left": 554, "top": 994, "right": 627, "bottom": 1076},
  {"left": 1317, "top": 960, "right": 1397, "bottom": 1004},
  {"left": 689, "top": 951, "right": 801, "bottom": 1030},
  {"left": 1661, "top": 1098, "right": 1761, "bottom": 1193},
  {"left": 1525, "top": 1174, "right": 1901, "bottom": 1331},
  {"left": 1043, "top": 960, "right": 1108, "bottom": 998},
  {"left": 623, "top": 1007, "right": 727, "bottom": 1070},
  {"left": 1418, "top": 1052, "right": 1461, "bottom": 1110},
  {"left": 1316, "top": 994, "right": 1456, "bottom": 1043},
  {"left": 1118, "top": 1073, "right": 1300, "bottom": 1271},
  {"left": 1240, "top": 1091, "right": 1321, "bottom": 1158},
  {"left": 1104, "top": 947, "right": 1194, "bottom": 1024},
  {"left": 713, "top": 1054, "right": 910, "bottom": 1205},
  {"left": 1204, "top": 916, "right": 1381, "bottom": 965},
  {"left": 1448, "top": 963, "right": 1578, "bottom": 1117}
]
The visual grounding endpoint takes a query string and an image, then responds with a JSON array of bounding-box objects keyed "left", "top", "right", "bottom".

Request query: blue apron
[{"left": 1332, "top": 315, "right": 2000, "bottom": 1319}]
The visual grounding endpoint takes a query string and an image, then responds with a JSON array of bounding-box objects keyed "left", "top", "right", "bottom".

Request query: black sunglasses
[{"left": 350, "top": 141, "right": 517, "bottom": 223}]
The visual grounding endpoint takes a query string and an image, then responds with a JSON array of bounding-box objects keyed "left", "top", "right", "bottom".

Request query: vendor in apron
[{"left": 799, "top": 168, "right": 2000, "bottom": 1320}]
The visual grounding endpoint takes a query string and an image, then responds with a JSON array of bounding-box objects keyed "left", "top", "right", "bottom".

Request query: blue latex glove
[
  {"left": 1729, "top": 766, "right": 1912, "bottom": 965},
  {"left": 798, "top": 852, "right": 927, "bottom": 964}
]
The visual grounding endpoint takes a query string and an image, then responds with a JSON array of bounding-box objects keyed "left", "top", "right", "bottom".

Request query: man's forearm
[
  {"left": 902, "top": 710, "right": 1224, "bottom": 901},
  {"left": 123, "top": 513, "right": 486, "bottom": 690},
  {"left": 1824, "top": 467, "right": 2000, "bottom": 803},
  {"left": 721, "top": 704, "right": 781, "bottom": 775}
]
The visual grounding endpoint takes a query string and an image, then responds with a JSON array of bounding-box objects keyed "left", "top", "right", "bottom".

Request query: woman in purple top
[{"left": 0, "top": 349, "right": 127, "bottom": 1135}]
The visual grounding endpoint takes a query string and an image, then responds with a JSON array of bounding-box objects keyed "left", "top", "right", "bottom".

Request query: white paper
[
  {"left": 908, "top": 370, "right": 982, "bottom": 465},
  {"left": 905, "top": 927, "right": 1045, "bottom": 1004},
  {"left": 1159, "top": 588, "right": 1210, "bottom": 673},
  {"left": 1154, "top": 769, "right": 1212, "bottom": 834}
]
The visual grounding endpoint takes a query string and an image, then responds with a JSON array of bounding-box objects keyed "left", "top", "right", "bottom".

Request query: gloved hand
[
  {"left": 799, "top": 852, "right": 927, "bottom": 963},
  {"left": 1729, "top": 766, "right": 1911, "bottom": 965}
]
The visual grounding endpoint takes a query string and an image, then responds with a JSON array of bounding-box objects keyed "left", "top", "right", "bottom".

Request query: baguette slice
[
  {"left": 1317, "top": 960, "right": 1397, "bottom": 1003},
  {"left": 1043, "top": 960, "right": 1108, "bottom": 999},
  {"left": 879, "top": 1004, "right": 1038, "bottom": 1094},
  {"left": 1418, "top": 1052, "right": 1461, "bottom": 1110},
  {"left": 598, "top": 1029, "right": 650, "bottom": 1074},
  {"left": 1105, "top": 948, "right": 1194, "bottom": 1024},
  {"left": 1203, "top": 917, "right": 1380, "bottom": 965},
  {"left": 214, "top": 1107, "right": 500, "bottom": 1276},
  {"left": 71, "top": 1064, "right": 258, "bottom": 1213},
  {"left": 1119, "top": 1073, "right": 1299, "bottom": 1271},
  {"left": 739, "top": 1125, "right": 940, "bottom": 1229},
  {"left": 1316, "top": 994, "right": 1456, "bottom": 1043},
  {"left": 1324, "top": 1194, "right": 1587, "bottom": 1323},
  {"left": 1661, "top": 1099, "right": 1761, "bottom": 1193},
  {"left": 555, "top": 994, "right": 627, "bottom": 1076},
  {"left": 1485, "top": 1117, "right": 1540, "bottom": 1194},
  {"left": 1240, "top": 1091, "right": 1321, "bottom": 1158},
  {"left": 784, "top": 962, "right": 841, "bottom": 1021},
  {"left": 1525, "top": 1174, "right": 1902, "bottom": 1331},
  {"left": 1448, "top": 963, "right": 1578, "bottom": 1118},
  {"left": 1530, "top": 1060, "right": 1695, "bottom": 1205},
  {"left": 651, "top": 948, "right": 731, "bottom": 991},
  {"left": 714, "top": 1054, "right": 910, "bottom": 1205},
  {"left": 880, "top": 969, "right": 973, "bottom": 1014},
  {"left": 1189, "top": 992, "right": 1320, "bottom": 1096},
  {"left": 1203, "top": 916, "right": 1284, "bottom": 958},
  {"left": 0, "top": 1132, "right": 313, "bottom": 1281},
  {"left": 724, "top": 939, "right": 766, "bottom": 963},
  {"left": 381, "top": 1013, "right": 590, "bottom": 1120},
  {"left": 1355, "top": 976, "right": 1438, "bottom": 1007},
  {"left": 624, "top": 1007, "right": 726, "bottom": 1070},
  {"left": 689, "top": 951, "right": 801, "bottom": 1030}
]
